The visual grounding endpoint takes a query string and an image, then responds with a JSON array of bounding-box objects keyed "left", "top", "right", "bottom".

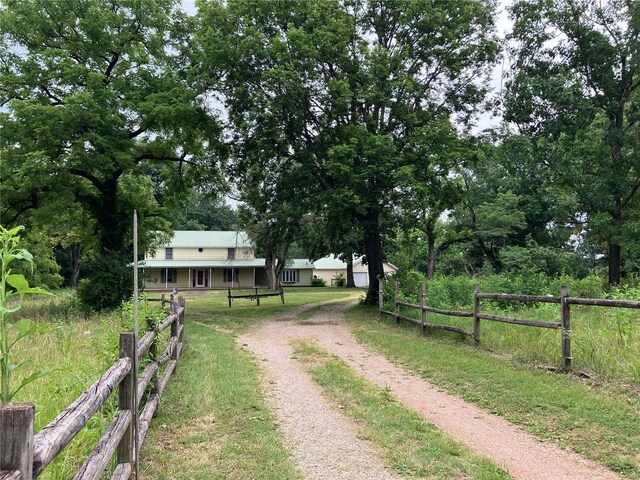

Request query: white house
[{"left": 312, "top": 255, "right": 397, "bottom": 287}]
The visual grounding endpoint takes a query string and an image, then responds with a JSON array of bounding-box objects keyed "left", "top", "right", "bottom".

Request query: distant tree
[
  {"left": 169, "top": 191, "right": 237, "bottom": 231},
  {"left": 236, "top": 160, "right": 309, "bottom": 291},
  {"left": 506, "top": 0, "right": 640, "bottom": 284}
]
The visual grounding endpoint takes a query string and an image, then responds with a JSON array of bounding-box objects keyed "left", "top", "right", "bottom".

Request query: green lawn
[
  {"left": 293, "top": 340, "right": 512, "bottom": 480},
  {"left": 170, "top": 287, "right": 359, "bottom": 333},
  {"left": 349, "top": 305, "right": 640, "bottom": 477}
]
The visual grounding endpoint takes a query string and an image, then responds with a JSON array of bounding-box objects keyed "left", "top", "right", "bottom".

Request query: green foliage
[
  {"left": 168, "top": 191, "right": 238, "bottom": 231},
  {"left": 8, "top": 230, "right": 63, "bottom": 290},
  {"left": 499, "top": 238, "right": 585, "bottom": 277},
  {"left": 0, "top": 225, "right": 53, "bottom": 403},
  {"left": 0, "top": 0, "right": 222, "bottom": 254},
  {"left": 333, "top": 273, "right": 346, "bottom": 287},
  {"left": 199, "top": 0, "right": 500, "bottom": 303},
  {"left": 385, "top": 272, "right": 608, "bottom": 310},
  {"left": 506, "top": 0, "right": 640, "bottom": 284},
  {"left": 76, "top": 250, "right": 134, "bottom": 312},
  {"left": 311, "top": 277, "right": 326, "bottom": 287}
]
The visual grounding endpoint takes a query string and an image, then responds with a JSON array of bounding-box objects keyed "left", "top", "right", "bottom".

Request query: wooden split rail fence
[
  {"left": 378, "top": 280, "right": 640, "bottom": 369},
  {"left": 227, "top": 285, "right": 285, "bottom": 308},
  {"left": 0, "top": 297, "right": 186, "bottom": 480}
]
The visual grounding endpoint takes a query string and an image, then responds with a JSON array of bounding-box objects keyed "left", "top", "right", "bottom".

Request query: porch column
[
  {"left": 165, "top": 268, "right": 168, "bottom": 289},
  {"left": 188, "top": 268, "right": 191, "bottom": 288},
  {"left": 253, "top": 268, "right": 256, "bottom": 287},
  {"left": 209, "top": 268, "right": 212, "bottom": 289}
]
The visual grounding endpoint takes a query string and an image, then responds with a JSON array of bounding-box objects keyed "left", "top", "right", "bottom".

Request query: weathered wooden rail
[
  {"left": 227, "top": 285, "right": 284, "bottom": 308},
  {"left": 0, "top": 298, "right": 186, "bottom": 480},
  {"left": 378, "top": 280, "right": 640, "bottom": 370}
]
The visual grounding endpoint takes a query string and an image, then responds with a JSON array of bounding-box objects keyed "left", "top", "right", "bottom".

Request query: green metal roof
[
  {"left": 142, "top": 259, "right": 264, "bottom": 268},
  {"left": 164, "top": 231, "right": 253, "bottom": 248},
  {"left": 312, "top": 255, "right": 347, "bottom": 269},
  {"left": 287, "top": 259, "right": 315, "bottom": 269}
]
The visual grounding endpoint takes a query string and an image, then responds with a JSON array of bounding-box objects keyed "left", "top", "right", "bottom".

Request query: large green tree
[
  {"left": 199, "top": 0, "right": 499, "bottom": 303},
  {"left": 0, "top": 0, "right": 222, "bottom": 253},
  {"left": 506, "top": 0, "right": 640, "bottom": 284}
]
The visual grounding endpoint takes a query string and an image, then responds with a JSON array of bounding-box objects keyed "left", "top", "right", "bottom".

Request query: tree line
[{"left": 1, "top": 0, "right": 639, "bottom": 307}]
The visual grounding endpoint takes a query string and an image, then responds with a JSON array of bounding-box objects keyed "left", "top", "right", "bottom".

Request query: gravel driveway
[{"left": 239, "top": 300, "right": 619, "bottom": 480}]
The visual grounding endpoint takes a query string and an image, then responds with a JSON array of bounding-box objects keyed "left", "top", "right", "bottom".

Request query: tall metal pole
[{"left": 133, "top": 211, "right": 140, "bottom": 479}]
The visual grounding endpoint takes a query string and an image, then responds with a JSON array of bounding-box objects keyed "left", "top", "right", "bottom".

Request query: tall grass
[
  {"left": 9, "top": 291, "right": 168, "bottom": 479},
  {"left": 384, "top": 274, "right": 640, "bottom": 381}
]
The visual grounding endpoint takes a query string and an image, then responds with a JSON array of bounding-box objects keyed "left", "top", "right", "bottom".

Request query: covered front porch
[{"left": 142, "top": 259, "right": 268, "bottom": 291}]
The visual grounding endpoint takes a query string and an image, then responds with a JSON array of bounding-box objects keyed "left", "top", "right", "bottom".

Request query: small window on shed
[
  {"left": 228, "top": 248, "right": 236, "bottom": 259},
  {"left": 281, "top": 269, "right": 298, "bottom": 283},
  {"left": 165, "top": 248, "right": 173, "bottom": 260}
]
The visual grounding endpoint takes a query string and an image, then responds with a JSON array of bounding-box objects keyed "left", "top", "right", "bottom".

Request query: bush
[
  {"left": 77, "top": 250, "right": 135, "bottom": 312},
  {"left": 333, "top": 272, "right": 346, "bottom": 287},
  {"left": 311, "top": 277, "right": 326, "bottom": 287}
]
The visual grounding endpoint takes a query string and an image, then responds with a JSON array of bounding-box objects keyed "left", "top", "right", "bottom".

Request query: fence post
[
  {"left": 0, "top": 402, "right": 34, "bottom": 479},
  {"left": 147, "top": 317, "right": 159, "bottom": 396},
  {"left": 394, "top": 281, "right": 400, "bottom": 324},
  {"left": 561, "top": 285, "right": 572, "bottom": 370},
  {"left": 161, "top": 293, "right": 165, "bottom": 308},
  {"left": 421, "top": 283, "right": 427, "bottom": 335},
  {"left": 255, "top": 287, "right": 260, "bottom": 306},
  {"left": 171, "top": 298, "right": 179, "bottom": 375},
  {"left": 178, "top": 296, "right": 186, "bottom": 354},
  {"left": 473, "top": 284, "right": 481, "bottom": 345},
  {"left": 378, "top": 277, "right": 384, "bottom": 317},
  {"left": 280, "top": 285, "right": 285, "bottom": 304},
  {"left": 116, "top": 333, "right": 135, "bottom": 472},
  {"left": 228, "top": 287, "right": 232, "bottom": 308}
]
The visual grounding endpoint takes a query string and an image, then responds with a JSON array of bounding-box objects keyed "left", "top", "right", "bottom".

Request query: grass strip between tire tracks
[
  {"left": 348, "top": 305, "right": 640, "bottom": 478},
  {"left": 292, "top": 340, "right": 512, "bottom": 480}
]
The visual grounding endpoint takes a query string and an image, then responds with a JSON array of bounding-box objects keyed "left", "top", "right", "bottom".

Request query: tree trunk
[
  {"left": 363, "top": 227, "right": 384, "bottom": 305},
  {"left": 426, "top": 231, "right": 436, "bottom": 280},
  {"left": 607, "top": 111, "right": 624, "bottom": 286},
  {"left": 264, "top": 249, "right": 280, "bottom": 291},
  {"left": 346, "top": 254, "right": 355, "bottom": 288},
  {"left": 608, "top": 242, "right": 621, "bottom": 285},
  {"left": 69, "top": 244, "right": 82, "bottom": 287}
]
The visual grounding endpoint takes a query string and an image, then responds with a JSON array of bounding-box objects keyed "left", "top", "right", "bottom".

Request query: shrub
[
  {"left": 77, "top": 250, "right": 134, "bottom": 312},
  {"left": 311, "top": 277, "right": 326, "bottom": 287},
  {"left": 333, "top": 272, "right": 346, "bottom": 287}
]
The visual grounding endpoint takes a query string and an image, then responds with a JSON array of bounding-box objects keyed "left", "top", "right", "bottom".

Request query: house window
[
  {"left": 165, "top": 248, "right": 173, "bottom": 260},
  {"left": 161, "top": 269, "right": 177, "bottom": 283},
  {"left": 224, "top": 268, "right": 239, "bottom": 283},
  {"left": 228, "top": 248, "right": 236, "bottom": 260},
  {"left": 281, "top": 269, "right": 298, "bottom": 283}
]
